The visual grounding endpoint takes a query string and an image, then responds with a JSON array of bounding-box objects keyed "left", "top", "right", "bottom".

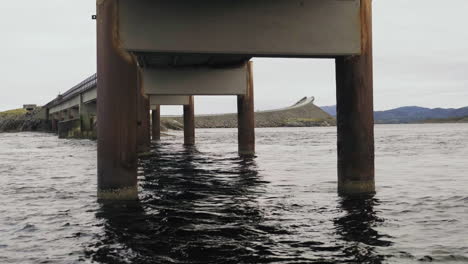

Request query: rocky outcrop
[
  {"left": 0, "top": 108, "right": 49, "bottom": 132},
  {"left": 162, "top": 97, "right": 335, "bottom": 129}
]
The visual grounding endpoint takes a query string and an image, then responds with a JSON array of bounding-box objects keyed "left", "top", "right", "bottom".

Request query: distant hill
[
  {"left": 320, "top": 105, "right": 336, "bottom": 117},
  {"left": 320, "top": 105, "right": 468, "bottom": 124}
]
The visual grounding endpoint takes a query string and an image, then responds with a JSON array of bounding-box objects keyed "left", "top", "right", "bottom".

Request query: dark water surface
[{"left": 1, "top": 124, "right": 467, "bottom": 263}]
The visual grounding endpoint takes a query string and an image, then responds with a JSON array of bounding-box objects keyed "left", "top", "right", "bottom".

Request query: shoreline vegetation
[{"left": 418, "top": 116, "right": 468, "bottom": 124}]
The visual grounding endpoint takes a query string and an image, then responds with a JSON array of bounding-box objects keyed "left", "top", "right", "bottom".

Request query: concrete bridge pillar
[
  {"left": 137, "top": 80, "right": 151, "bottom": 153},
  {"left": 96, "top": 0, "right": 139, "bottom": 200},
  {"left": 237, "top": 61, "right": 255, "bottom": 157},
  {"left": 151, "top": 106, "right": 161, "bottom": 141},
  {"left": 55, "top": 113, "right": 60, "bottom": 131},
  {"left": 183, "top": 96, "right": 195, "bottom": 146},
  {"left": 51, "top": 117, "right": 58, "bottom": 133},
  {"left": 79, "top": 96, "right": 96, "bottom": 136},
  {"left": 335, "top": 0, "right": 375, "bottom": 195}
]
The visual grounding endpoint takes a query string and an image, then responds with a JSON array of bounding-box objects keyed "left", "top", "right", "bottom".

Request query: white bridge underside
[
  {"left": 143, "top": 64, "right": 248, "bottom": 96},
  {"left": 119, "top": 0, "right": 361, "bottom": 97},
  {"left": 120, "top": 0, "right": 361, "bottom": 66},
  {"left": 150, "top": 96, "right": 191, "bottom": 107}
]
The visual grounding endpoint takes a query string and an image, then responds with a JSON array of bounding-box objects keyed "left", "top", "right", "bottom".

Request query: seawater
[{"left": 0, "top": 124, "right": 467, "bottom": 264}]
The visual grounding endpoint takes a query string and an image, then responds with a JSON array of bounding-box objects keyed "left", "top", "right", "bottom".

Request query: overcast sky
[{"left": 0, "top": 0, "right": 467, "bottom": 114}]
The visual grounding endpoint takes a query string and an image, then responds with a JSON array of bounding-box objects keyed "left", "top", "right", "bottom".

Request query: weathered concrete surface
[
  {"left": 58, "top": 119, "right": 81, "bottom": 139},
  {"left": 162, "top": 97, "right": 335, "bottom": 129},
  {"left": 335, "top": 0, "right": 375, "bottom": 195}
]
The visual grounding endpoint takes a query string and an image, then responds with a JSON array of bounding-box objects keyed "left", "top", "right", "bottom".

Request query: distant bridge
[{"left": 45, "top": 74, "right": 97, "bottom": 138}]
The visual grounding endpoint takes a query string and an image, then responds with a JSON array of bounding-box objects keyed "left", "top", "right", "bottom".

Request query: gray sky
[{"left": 1, "top": 0, "right": 467, "bottom": 114}]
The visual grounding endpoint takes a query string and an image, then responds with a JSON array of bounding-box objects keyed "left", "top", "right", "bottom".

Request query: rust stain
[
  {"left": 360, "top": 0, "right": 372, "bottom": 55},
  {"left": 138, "top": 68, "right": 148, "bottom": 99},
  {"left": 111, "top": 0, "right": 134, "bottom": 63}
]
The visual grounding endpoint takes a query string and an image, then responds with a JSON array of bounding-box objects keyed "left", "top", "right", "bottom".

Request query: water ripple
[{"left": 1, "top": 125, "right": 467, "bottom": 263}]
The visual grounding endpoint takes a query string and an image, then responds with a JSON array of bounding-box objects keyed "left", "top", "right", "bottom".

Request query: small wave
[{"left": 16, "top": 223, "right": 37, "bottom": 233}]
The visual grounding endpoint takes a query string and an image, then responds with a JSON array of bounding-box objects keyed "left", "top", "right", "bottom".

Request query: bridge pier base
[
  {"left": 237, "top": 61, "right": 255, "bottom": 157},
  {"left": 152, "top": 106, "right": 161, "bottom": 141},
  {"left": 96, "top": 0, "right": 138, "bottom": 200},
  {"left": 183, "top": 96, "right": 195, "bottom": 146},
  {"left": 335, "top": 0, "right": 375, "bottom": 195}
]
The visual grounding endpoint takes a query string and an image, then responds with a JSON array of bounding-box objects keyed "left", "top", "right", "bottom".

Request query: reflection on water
[
  {"left": 88, "top": 143, "right": 275, "bottom": 263},
  {"left": 87, "top": 142, "right": 393, "bottom": 264},
  {"left": 334, "top": 196, "right": 393, "bottom": 264},
  {"left": 1, "top": 124, "right": 468, "bottom": 263}
]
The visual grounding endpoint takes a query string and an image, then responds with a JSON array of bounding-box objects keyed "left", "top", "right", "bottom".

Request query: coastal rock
[{"left": 0, "top": 108, "right": 49, "bottom": 132}]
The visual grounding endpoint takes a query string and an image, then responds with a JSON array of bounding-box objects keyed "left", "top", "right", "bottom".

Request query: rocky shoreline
[{"left": 0, "top": 108, "right": 49, "bottom": 133}]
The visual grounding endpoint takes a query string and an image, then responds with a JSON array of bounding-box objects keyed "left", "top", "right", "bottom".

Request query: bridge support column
[
  {"left": 335, "top": 0, "right": 375, "bottom": 195},
  {"left": 237, "top": 61, "right": 255, "bottom": 157},
  {"left": 183, "top": 96, "right": 195, "bottom": 146},
  {"left": 97, "top": 0, "right": 138, "bottom": 200},
  {"left": 79, "top": 97, "right": 96, "bottom": 138},
  {"left": 152, "top": 106, "right": 161, "bottom": 141},
  {"left": 137, "top": 84, "right": 151, "bottom": 153},
  {"left": 51, "top": 118, "right": 58, "bottom": 133}
]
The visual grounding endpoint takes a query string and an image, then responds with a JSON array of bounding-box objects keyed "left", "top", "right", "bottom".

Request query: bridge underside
[
  {"left": 136, "top": 53, "right": 251, "bottom": 68},
  {"left": 119, "top": 0, "right": 361, "bottom": 57},
  {"left": 95, "top": 0, "right": 374, "bottom": 200}
]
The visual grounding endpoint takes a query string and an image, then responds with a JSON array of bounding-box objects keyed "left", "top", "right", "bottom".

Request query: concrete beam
[
  {"left": 49, "top": 96, "right": 80, "bottom": 114},
  {"left": 143, "top": 64, "right": 247, "bottom": 95},
  {"left": 150, "top": 95, "right": 191, "bottom": 107},
  {"left": 82, "top": 88, "right": 97, "bottom": 103},
  {"left": 118, "top": 0, "right": 361, "bottom": 57}
]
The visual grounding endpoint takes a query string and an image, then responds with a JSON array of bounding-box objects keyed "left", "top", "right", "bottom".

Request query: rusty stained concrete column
[
  {"left": 237, "top": 61, "right": 255, "bottom": 157},
  {"left": 137, "top": 72, "right": 151, "bottom": 153},
  {"left": 183, "top": 96, "right": 195, "bottom": 146},
  {"left": 97, "top": 0, "right": 139, "bottom": 200},
  {"left": 79, "top": 94, "right": 96, "bottom": 135},
  {"left": 335, "top": 0, "right": 375, "bottom": 195},
  {"left": 152, "top": 106, "right": 161, "bottom": 141}
]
